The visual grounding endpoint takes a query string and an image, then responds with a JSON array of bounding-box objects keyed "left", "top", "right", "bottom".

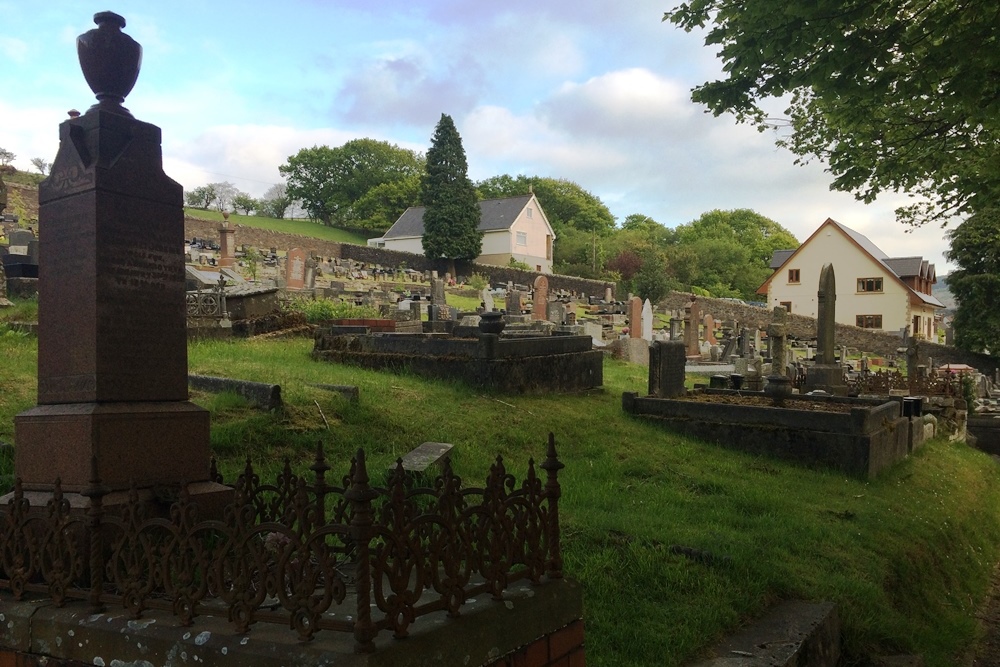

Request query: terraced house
[{"left": 758, "top": 218, "right": 944, "bottom": 338}]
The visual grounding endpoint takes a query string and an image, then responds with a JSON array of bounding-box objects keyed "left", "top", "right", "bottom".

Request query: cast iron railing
[
  {"left": 0, "top": 436, "right": 564, "bottom": 652},
  {"left": 849, "top": 369, "right": 963, "bottom": 397}
]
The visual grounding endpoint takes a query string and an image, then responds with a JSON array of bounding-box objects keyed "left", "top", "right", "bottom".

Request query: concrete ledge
[
  {"left": 188, "top": 374, "right": 282, "bottom": 411},
  {"left": 691, "top": 600, "right": 840, "bottom": 666},
  {"left": 0, "top": 578, "right": 583, "bottom": 667}
]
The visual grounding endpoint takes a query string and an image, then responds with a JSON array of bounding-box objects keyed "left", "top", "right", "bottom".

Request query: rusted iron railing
[
  {"left": 848, "top": 369, "right": 963, "bottom": 397},
  {"left": 0, "top": 436, "right": 564, "bottom": 652}
]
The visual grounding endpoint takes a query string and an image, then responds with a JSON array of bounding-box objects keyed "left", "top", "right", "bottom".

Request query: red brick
[
  {"left": 521, "top": 636, "right": 549, "bottom": 666},
  {"left": 548, "top": 620, "right": 585, "bottom": 661},
  {"left": 567, "top": 647, "right": 586, "bottom": 667},
  {"left": 0, "top": 650, "right": 17, "bottom": 667}
]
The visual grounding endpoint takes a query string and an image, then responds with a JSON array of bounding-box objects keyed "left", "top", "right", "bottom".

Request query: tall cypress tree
[{"left": 421, "top": 114, "right": 482, "bottom": 275}]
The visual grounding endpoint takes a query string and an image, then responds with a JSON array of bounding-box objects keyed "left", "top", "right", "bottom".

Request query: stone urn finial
[{"left": 77, "top": 11, "right": 142, "bottom": 115}]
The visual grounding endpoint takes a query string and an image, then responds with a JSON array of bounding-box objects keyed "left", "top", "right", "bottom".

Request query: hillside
[{"left": 934, "top": 273, "right": 957, "bottom": 311}]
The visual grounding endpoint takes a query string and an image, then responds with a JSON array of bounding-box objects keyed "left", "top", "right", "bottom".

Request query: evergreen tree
[{"left": 421, "top": 114, "right": 481, "bottom": 275}]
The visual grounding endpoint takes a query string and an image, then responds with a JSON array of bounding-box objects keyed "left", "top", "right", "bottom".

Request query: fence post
[
  {"left": 541, "top": 432, "right": 564, "bottom": 579},
  {"left": 346, "top": 449, "right": 378, "bottom": 653},
  {"left": 81, "top": 455, "right": 108, "bottom": 613},
  {"left": 310, "top": 441, "right": 330, "bottom": 526}
]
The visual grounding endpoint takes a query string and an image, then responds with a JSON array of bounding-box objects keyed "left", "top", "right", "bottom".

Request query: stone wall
[{"left": 184, "top": 217, "right": 345, "bottom": 259}]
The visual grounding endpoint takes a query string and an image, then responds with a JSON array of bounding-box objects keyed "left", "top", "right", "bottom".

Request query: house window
[
  {"left": 526, "top": 207, "right": 533, "bottom": 219},
  {"left": 788, "top": 269, "right": 800, "bottom": 283},
  {"left": 780, "top": 301, "right": 792, "bottom": 312},
  {"left": 516, "top": 231, "right": 527, "bottom": 246},
  {"left": 857, "top": 277, "right": 883, "bottom": 293},
  {"left": 856, "top": 314, "right": 883, "bottom": 329}
]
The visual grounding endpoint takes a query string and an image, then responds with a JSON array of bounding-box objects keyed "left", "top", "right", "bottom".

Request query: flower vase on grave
[{"left": 478, "top": 311, "right": 506, "bottom": 335}]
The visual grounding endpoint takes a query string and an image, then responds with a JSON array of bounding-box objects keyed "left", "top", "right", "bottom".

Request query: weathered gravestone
[
  {"left": 532, "top": 275, "right": 549, "bottom": 321},
  {"left": 649, "top": 340, "right": 687, "bottom": 398},
  {"left": 628, "top": 296, "right": 642, "bottom": 339},
  {"left": 431, "top": 277, "right": 446, "bottom": 304},
  {"left": 703, "top": 313, "right": 717, "bottom": 345},
  {"left": 641, "top": 299, "right": 654, "bottom": 342},
  {"left": 286, "top": 247, "right": 306, "bottom": 290},
  {"left": 482, "top": 287, "right": 495, "bottom": 312},
  {"left": 805, "top": 263, "right": 848, "bottom": 395},
  {"left": 14, "top": 12, "right": 225, "bottom": 502},
  {"left": 506, "top": 289, "right": 523, "bottom": 315},
  {"left": 218, "top": 212, "right": 235, "bottom": 268},
  {"left": 684, "top": 298, "right": 701, "bottom": 357}
]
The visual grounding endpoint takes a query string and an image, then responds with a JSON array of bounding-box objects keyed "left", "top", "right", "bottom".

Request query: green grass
[
  {"left": 2, "top": 318, "right": 999, "bottom": 666},
  {"left": 184, "top": 208, "right": 370, "bottom": 245}
]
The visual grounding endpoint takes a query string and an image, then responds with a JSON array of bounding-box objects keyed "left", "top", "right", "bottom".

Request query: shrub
[
  {"left": 467, "top": 272, "right": 490, "bottom": 290},
  {"left": 283, "top": 297, "right": 379, "bottom": 324}
]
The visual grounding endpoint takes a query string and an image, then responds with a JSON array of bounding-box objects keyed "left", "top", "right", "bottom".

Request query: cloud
[{"left": 0, "top": 36, "right": 28, "bottom": 62}]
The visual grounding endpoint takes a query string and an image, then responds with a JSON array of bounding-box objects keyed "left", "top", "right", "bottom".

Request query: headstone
[
  {"left": 431, "top": 278, "right": 446, "bottom": 304},
  {"left": 396, "top": 442, "right": 453, "bottom": 474},
  {"left": 218, "top": 215, "right": 235, "bottom": 268},
  {"left": 628, "top": 296, "right": 643, "bottom": 338},
  {"left": 641, "top": 299, "right": 654, "bottom": 342},
  {"left": 684, "top": 299, "right": 701, "bottom": 356},
  {"left": 649, "top": 340, "right": 687, "bottom": 398},
  {"left": 566, "top": 311, "right": 577, "bottom": 326},
  {"left": 767, "top": 306, "right": 789, "bottom": 377},
  {"left": 805, "top": 263, "right": 847, "bottom": 395},
  {"left": 547, "top": 300, "right": 567, "bottom": 325},
  {"left": 604, "top": 286, "right": 613, "bottom": 302},
  {"left": 0, "top": 257, "right": 10, "bottom": 308},
  {"left": 482, "top": 287, "right": 495, "bottom": 313},
  {"left": 506, "top": 289, "right": 523, "bottom": 314},
  {"left": 669, "top": 316, "right": 682, "bottom": 341},
  {"left": 703, "top": 314, "right": 717, "bottom": 345},
  {"left": 14, "top": 12, "right": 222, "bottom": 499},
  {"left": 531, "top": 275, "right": 548, "bottom": 321},
  {"left": 583, "top": 321, "right": 604, "bottom": 346},
  {"left": 286, "top": 247, "right": 306, "bottom": 289}
]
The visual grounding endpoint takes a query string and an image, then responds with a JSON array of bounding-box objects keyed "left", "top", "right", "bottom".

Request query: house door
[{"left": 912, "top": 315, "right": 920, "bottom": 338}]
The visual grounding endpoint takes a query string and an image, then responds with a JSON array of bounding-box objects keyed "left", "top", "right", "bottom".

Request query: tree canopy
[
  {"left": 421, "top": 114, "right": 482, "bottom": 271},
  {"left": 664, "top": 0, "right": 1000, "bottom": 227},
  {"left": 945, "top": 209, "right": 1000, "bottom": 353},
  {"left": 279, "top": 139, "right": 423, "bottom": 226}
]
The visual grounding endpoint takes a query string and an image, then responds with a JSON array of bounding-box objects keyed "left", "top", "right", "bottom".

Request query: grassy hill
[
  {"left": 1, "top": 308, "right": 998, "bottom": 666},
  {"left": 184, "top": 208, "right": 370, "bottom": 245},
  {"left": 934, "top": 273, "right": 957, "bottom": 311}
]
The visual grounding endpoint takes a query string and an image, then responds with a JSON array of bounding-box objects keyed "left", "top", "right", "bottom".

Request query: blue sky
[{"left": 0, "top": 1, "right": 953, "bottom": 270}]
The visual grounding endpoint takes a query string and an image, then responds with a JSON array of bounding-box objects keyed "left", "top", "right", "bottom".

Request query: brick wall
[
  {"left": 486, "top": 620, "right": 586, "bottom": 667},
  {"left": 0, "top": 649, "right": 90, "bottom": 667}
]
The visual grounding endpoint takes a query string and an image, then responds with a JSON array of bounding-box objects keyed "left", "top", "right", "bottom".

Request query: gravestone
[
  {"left": 566, "top": 311, "right": 577, "bottom": 326},
  {"left": 218, "top": 213, "right": 235, "bottom": 268},
  {"left": 703, "top": 314, "right": 717, "bottom": 344},
  {"left": 604, "top": 286, "right": 613, "bottom": 302},
  {"left": 506, "top": 289, "right": 523, "bottom": 314},
  {"left": 628, "top": 296, "right": 643, "bottom": 339},
  {"left": 14, "top": 12, "right": 222, "bottom": 499},
  {"left": 286, "top": 247, "right": 306, "bottom": 289},
  {"left": 547, "top": 300, "right": 567, "bottom": 325},
  {"left": 431, "top": 278, "right": 446, "bottom": 304},
  {"left": 0, "top": 258, "right": 10, "bottom": 308},
  {"left": 684, "top": 299, "right": 701, "bottom": 356},
  {"left": 669, "top": 315, "right": 682, "bottom": 341},
  {"left": 805, "top": 263, "right": 847, "bottom": 395},
  {"left": 482, "top": 287, "right": 495, "bottom": 312},
  {"left": 641, "top": 299, "right": 653, "bottom": 342},
  {"left": 532, "top": 275, "right": 548, "bottom": 321},
  {"left": 649, "top": 340, "right": 687, "bottom": 398}
]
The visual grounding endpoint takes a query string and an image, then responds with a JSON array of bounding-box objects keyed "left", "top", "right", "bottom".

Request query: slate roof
[
  {"left": 769, "top": 249, "right": 795, "bottom": 269},
  {"left": 382, "top": 195, "right": 536, "bottom": 239}
]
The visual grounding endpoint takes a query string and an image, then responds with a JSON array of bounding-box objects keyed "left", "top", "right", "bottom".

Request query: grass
[
  {"left": 184, "top": 208, "right": 370, "bottom": 245},
  {"left": 2, "top": 306, "right": 999, "bottom": 665}
]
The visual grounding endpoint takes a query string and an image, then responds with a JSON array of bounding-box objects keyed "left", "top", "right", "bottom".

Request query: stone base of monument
[
  {"left": 805, "top": 364, "right": 849, "bottom": 396},
  {"left": 14, "top": 401, "right": 214, "bottom": 493}
]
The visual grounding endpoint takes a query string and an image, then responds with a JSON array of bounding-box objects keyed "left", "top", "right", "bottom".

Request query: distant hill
[{"left": 934, "top": 274, "right": 957, "bottom": 311}]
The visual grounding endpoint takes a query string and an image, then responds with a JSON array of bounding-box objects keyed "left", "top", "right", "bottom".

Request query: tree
[
  {"left": 351, "top": 173, "right": 421, "bottom": 233},
  {"left": 232, "top": 192, "right": 257, "bottom": 216},
  {"left": 945, "top": 210, "right": 1000, "bottom": 353},
  {"left": 663, "top": 0, "right": 1000, "bottom": 227},
  {"left": 279, "top": 139, "right": 424, "bottom": 226},
  {"left": 185, "top": 184, "right": 217, "bottom": 210},
  {"left": 421, "top": 114, "right": 482, "bottom": 275},
  {"left": 210, "top": 181, "right": 239, "bottom": 212},
  {"left": 30, "top": 158, "right": 50, "bottom": 175},
  {"left": 0, "top": 148, "right": 14, "bottom": 166},
  {"left": 258, "top": 183, "right": 292, "bottom": 219}
]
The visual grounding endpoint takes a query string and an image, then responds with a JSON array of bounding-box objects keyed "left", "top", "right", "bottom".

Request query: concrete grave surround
[{"left": 531, "top": 275, "right": 549, "bottom": 321}]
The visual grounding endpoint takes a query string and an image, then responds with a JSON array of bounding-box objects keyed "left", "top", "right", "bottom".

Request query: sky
[{"left": 0, "top": 1, "right": 955, "bottom": 272}]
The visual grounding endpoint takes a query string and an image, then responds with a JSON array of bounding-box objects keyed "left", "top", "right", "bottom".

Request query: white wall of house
[
  {"left": 376, "top": 236, "right": 424, "bottom": 255},
  {"left": 508, "top": 203, "right": 554, "bottom": 273},
  {"left": 766, "top": 225, "right": 911, "bottom": 333}
]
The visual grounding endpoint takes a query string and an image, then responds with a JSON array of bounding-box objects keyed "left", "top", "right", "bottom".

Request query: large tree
[
  {"left": 421, "top": 114, "right": 482, "bottom": 274},
  {"left": 279, "top": 139, "right": 424, "bottom": 226},
  {"left": 664, "top": 0, "right": 1000, "bottom": 227},
  {"left": 945, "top": 209, "right": 1000, "bottom": 353}
]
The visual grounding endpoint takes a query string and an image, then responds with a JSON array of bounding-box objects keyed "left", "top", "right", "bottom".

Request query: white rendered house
[
  {"left": 757, "top": 218, "right": 943, "bottom": 338},
  {"left": 368, "top": 194, "right": 556, "bottom": 274}
]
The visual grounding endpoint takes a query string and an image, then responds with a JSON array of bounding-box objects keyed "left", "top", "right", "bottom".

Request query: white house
[
  {"left": 757, "top": 218, "right": 944, "bottom": 338},
  {"left": 368, "top": 194, "right": 556, "bottom": 274}
]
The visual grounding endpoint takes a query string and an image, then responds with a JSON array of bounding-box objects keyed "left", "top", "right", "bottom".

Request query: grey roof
[
  {"left": 883, "top": 257, "right": 925, "bottom": 278},
  {"left": 769, "top": 249, "right": 795, "bottom": 269},
  {"left": 829, "top": 219, "right": 888, "bottom": 260},
  {"left": 382, "top": 195, "right": 536, "bottom": 239}
]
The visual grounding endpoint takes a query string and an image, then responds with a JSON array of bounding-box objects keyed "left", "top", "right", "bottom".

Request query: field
[
  {"left": 184, "top": 208, "right": 370, "bottom": 245},
  {"left": 2, "top": 303, "right": 998, "bottom": 666}
]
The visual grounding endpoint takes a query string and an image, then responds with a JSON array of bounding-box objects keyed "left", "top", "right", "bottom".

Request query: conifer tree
[{"left": 421, "top": 114, "right": 481, "bottom": 275}]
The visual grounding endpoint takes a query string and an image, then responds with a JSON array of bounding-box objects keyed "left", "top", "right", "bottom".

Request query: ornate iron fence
[
  {"left": 0, "top": 436, "right": 564, "bottom": 653},
  {"left": 848, "top": 369, "right": 963, "bottom": 397}
]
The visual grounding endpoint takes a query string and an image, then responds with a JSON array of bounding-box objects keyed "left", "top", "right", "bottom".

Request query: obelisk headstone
[
  {"left": 764, "top": 306, "right": 792, "bottom": 399},
  {"left": 218, "top": 211, "right": 236, "bottom": 268},
  {"left": 14, "top": 12, "right": 219, "bottom": 498},
  {"left": 805, "top": 263, "right": 847, "bottom": 395}
]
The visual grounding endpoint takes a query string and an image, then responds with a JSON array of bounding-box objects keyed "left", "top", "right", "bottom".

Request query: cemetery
[{"left": 3, "top": 11, "right": 1000, "bottom": 667}]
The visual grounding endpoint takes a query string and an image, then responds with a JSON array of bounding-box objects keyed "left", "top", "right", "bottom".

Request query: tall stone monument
[
  {"left": 14, "top": 12, "right": 221, "bottom": 501},
  {"left": 805, "top": 263, "right": 847, "bottom": 395},
  {"left": 218, "top": 211, "right": 235, "bottom": 268}
]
